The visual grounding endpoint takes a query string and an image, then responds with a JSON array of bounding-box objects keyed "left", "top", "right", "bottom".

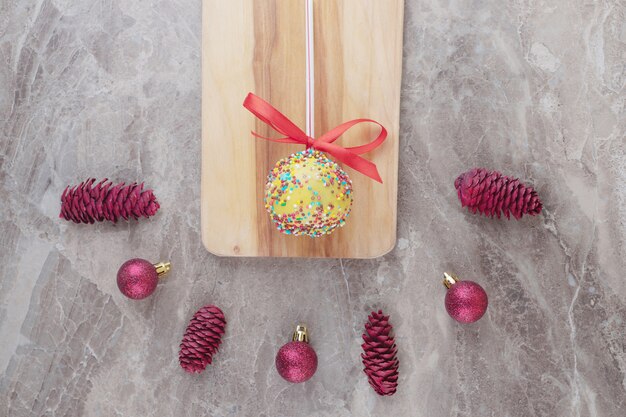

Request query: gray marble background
[{"left": 1, "top": 1, "right": 625, "bottom": 416}]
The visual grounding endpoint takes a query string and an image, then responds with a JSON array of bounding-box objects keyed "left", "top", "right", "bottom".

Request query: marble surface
[{"left": 1, "top": 0, "right": 625, "bottom": 416}]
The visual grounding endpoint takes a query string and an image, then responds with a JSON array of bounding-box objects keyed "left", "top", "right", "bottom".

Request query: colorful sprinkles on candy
[{"left": 264, "top": 149, "right": 353, "bottom": 237}]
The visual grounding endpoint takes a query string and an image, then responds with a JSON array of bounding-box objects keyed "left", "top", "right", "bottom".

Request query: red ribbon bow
[{"left": 243, "top": 93, "right": 387, "bottom": 183}]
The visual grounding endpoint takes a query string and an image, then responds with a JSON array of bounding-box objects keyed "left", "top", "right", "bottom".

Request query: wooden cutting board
[{"left": 201, "top": 0, "right": 404, "bottom": 258}]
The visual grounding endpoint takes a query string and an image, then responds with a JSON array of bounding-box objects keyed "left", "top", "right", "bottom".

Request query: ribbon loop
[{"left": 243, "top": 93, "right": 386, "bottom": 183}]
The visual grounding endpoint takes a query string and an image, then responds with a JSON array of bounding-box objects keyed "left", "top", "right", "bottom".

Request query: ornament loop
[
  {"left": 443, "top": 272, "right": 459, "bottom": 289},
  {"left": 154, "top": 261, "right": 171, "bottom": 277},
  {"left": 292, "top": 324, "right": 309, "bottom": 343}
]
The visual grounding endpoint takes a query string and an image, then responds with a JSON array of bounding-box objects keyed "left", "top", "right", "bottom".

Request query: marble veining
[{"left": 1, "top": 1, "right": 625, "bottom": 416}]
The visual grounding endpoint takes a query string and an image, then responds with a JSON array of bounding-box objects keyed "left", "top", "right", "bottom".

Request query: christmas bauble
[
  {"left": 275, "top": 325, "right": 318, "bottom": 383},
  {"left": 116, "top": 258, "right": 170, "bottom": 299},
  {"left": 443, "top": 273, "right": 488, "bottom": 323},
  {"left": 264, "top": 149, "right": 353, "bottom": 237}
]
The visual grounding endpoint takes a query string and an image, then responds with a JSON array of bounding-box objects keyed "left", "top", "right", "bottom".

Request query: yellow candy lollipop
[{"left": 264, "top": 150, "right": 353, "bottom": 237}]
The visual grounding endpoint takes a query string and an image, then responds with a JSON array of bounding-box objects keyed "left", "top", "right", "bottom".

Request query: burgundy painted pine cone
[
  {"left": 454, "top": 168, "right": 542, "bottom": 219},
  {"left": 361, "top": 310, "right": 399, "bottom": 396},
  {"left": 179, "top": 305, "right": 226, "bottom": 374},
  {"left": 59, "top": 178, "right": 160, "bottom": 224}
]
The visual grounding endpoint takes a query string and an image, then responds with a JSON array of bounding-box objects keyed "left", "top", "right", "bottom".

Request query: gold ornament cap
[
  {"left": 154, "top": 261, "right": 171, "bottom": 278},
  {"left": 443, "top": 272, "right": 460, "bottom": 289},
  {"left": 292, "top": 324, "right": 309, "bottom": 343}
]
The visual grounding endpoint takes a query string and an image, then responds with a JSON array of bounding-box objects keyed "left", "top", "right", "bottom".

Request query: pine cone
[
  {"left": 361, "top": 310, "right": 399, "bottom": 396},
  {"left": 59, "top": 178, "right": 160, "bottom": 224},
  {"left": 179, "top": 305, "right": 226, "bottom": 374},
  {"left": 454, "top": 168, "right": 542, "bottom": 219}
]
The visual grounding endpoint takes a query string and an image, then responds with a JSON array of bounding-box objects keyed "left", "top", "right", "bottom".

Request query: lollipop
[{"left": 244, "top": 92, "right": 387, "bottom": 239}]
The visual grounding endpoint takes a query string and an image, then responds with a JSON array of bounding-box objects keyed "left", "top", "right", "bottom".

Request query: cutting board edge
[{"left": 201, "top": 227, "right": 398, "bottom": 259}]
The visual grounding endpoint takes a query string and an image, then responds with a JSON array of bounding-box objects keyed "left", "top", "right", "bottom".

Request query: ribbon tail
[
  {"left": 316, "top": 142, "right": 383, "bottom": 183},
  {"left": 250, "top": 132, "right": 299, "bottom": 144},
  {"left": 341, "top": 154, "right": 383, "bottom": 183},
  {"left": 243, "top": 93, "right": 309, "bottom": 144},
  {"left": 317, "top": 118, "right": 387, "bottom": 155}
]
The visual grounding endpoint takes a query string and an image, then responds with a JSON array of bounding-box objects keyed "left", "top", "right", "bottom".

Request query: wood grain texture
[{"left": 202, "top": 0, "right": 404, "bottom": 258}]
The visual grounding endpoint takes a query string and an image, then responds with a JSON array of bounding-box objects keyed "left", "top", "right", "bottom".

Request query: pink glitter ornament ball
[
  {"left": 275, "top": 325, "right": 318, "bottom": 383},
  {"left": 116, "top": 258, "right": 170, "bottom": 300},
  {"left": 443, "top": 272, "right": 488, "bottom": 323}
]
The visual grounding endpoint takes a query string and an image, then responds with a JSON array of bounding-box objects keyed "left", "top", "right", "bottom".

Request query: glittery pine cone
[
  {"left": 454, "top": 168, "right": 542, "bottom": 219},
  {"left": 59, "top": 178, "right": 160, "bottom": 224},
  {"left": 179, "top": 305, "right": 226, "bottom": 374},
  {"left": 361, "top": 310, "right": 399, "bottom": 396}
]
